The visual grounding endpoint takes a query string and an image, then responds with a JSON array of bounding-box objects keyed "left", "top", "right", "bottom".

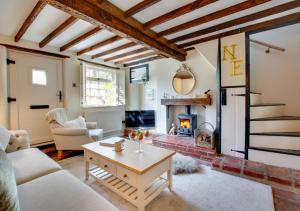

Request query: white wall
[
  {"left": 0, "top": 46, "right": 8, "bottom": 127},
  {"left": 0, "top": 34, "right": 126, "bottom": 133},
  {"left": 126, "top": 43, "right": 218, "bottom": 134},
  {"left": 250, "top": 23, "right": 300, "bottom": 115}
]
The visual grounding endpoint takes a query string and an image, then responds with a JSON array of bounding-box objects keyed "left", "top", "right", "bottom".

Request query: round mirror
[{"left": 172, "top": 66, "right": 195, "bottom": 95}]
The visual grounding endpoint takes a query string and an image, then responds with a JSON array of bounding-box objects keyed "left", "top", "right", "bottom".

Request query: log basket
[{"left": 194, "top": 122, "right": 215, "bottom": 149}]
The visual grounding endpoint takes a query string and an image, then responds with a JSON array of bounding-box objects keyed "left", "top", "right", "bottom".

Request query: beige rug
[{"left": 59, "top": 155, "right": 274, "bottom": 211}]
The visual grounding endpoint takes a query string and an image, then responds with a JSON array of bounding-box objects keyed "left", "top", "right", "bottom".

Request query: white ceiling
[{"left": 0, "top": 0, "right": 298, "bottom": 62}]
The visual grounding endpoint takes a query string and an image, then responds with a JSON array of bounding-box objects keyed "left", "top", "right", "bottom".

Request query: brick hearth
[{"left": 152, "top": 135, "right": 216, "bottom": 165}]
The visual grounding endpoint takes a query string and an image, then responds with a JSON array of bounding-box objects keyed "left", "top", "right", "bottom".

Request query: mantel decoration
[{"left": 172, "top": 63, "right": 195, "bottom": 95}]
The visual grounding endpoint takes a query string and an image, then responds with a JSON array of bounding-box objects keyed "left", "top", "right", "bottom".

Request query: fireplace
[{"left": 177, "top": 106, "right": 197, "bottom": 136}]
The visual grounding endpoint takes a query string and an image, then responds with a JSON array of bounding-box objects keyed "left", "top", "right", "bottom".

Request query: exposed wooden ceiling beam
[
  {"left": 178, "top": 12, "right": 300, "bottom": 48},
  {"left": 78, "top": 58, "right": 120, "bottom": 70},
  {"left": 157, "top": 0, "right": 271, "bottom": 37},
  {"left": 91, "top": 42, "right": 137, "bottom": 59},
  {"left": 125, "top": 0, "right": 161, "bottom": 18},
  {"left": 43, "top": 0, "right": 186, "bottom": 61},
  {"left": 39, "top": 16, "right": 77, "bottom": 48},
  {"left": 104, "top": 47, "right": 149, "bottom": 62},
  {"left": 60, "top": 27, "right": 101, "bottom": 51},
  {"left": 123, "top": 56, "right": 163, "bottom": 67},
  {"left": 143, "top": 0, "right": 217, "bottom": 29},
  {"left": 172, "top": 1, "right": 300, "bottom": 43},
  {"left": 15, "top": 1, "right": 47, "bottom": 42},
  {"left": 77, "top": 35, "right": 122, "bottom": 56},
  {"left": 115, "top": 51, "right": 159, "bottom": 64}
]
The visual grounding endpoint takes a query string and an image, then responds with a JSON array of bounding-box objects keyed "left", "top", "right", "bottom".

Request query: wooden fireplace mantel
[{"left": 161, "top": 97, "right": 211, "bottom": 106}]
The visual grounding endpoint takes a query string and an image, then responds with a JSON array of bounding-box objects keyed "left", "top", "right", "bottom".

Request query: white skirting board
[
  {"left": 250, "top": 120, "right": 300, "bottom": 133},
  {"left": 249, "top": 149, "right": 300, "bottom": 170},
  {"left": 250, "top": 135, "right": 300, "bottom": 150}
]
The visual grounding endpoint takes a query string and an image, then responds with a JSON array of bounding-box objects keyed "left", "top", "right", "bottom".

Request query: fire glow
[{"left": 180, "top": 119, "right": 191, "bottom": 129}]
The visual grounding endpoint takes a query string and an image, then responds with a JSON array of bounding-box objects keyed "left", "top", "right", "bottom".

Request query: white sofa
[{"left": 1, "top": 128, "right": 119, "bottom": 211}]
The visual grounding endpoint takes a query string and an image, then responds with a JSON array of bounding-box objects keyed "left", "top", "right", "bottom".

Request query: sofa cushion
[
  {"left": 0, "top": 149, "right": 20, "bottom": 211},
  {"left": 0, "top": 126, "right": 11, "bottom": 151},
  {"left": 7, "top": 148, "right": 61, "bottom": 185},
  {"left": 63, "top": 116, "right": 86, "bottom": 129},
  {"left": 17, "top": 170, "right": 119, "bottom": 211}
]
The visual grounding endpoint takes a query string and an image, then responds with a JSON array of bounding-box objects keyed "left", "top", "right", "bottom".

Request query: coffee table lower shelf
[{"left": 89, "top": 167, "right": 169, "bottom": 206}]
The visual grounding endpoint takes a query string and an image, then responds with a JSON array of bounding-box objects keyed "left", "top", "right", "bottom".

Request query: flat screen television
[{"left": 125, "top": 110, "right": 155, "bottom": 128}]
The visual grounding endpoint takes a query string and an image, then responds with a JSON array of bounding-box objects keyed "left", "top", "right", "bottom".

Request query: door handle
[
  {"left": 7, "top": 97, "right": 16, "bottom": 103},
  {"left": 56, "top": 91, "right": 63, "bottom": 102}
]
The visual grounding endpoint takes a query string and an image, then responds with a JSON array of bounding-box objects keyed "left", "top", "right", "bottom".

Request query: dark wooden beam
[
  {"left": 157, "top": 0, "right": 271, "bottom": 37},
  {"left": 171, "top": 1, "right": 300, "bottom": 43},
  {"left": 178, "top": 12, "right": 300, "bottom": 48},
  {"left": 60, "top": 27, "right": 101, "bottom": 51},
  {"left": 124, "top": 56, "right": 163, "bottom": 67},
  {"left": 39, "top": 16, "right": 77, "bottom": 48},
  {"left": 185, "top": 47, "right": 195, "bottom": 51},
  {"left": 43, "top": 0, "right": 186, "bottom": 61},
  {"left": 0, "top": 43, "right": 70, "bottom": 58},
  {"left": 15, "top": 1, "right": 47, "bottom": 42},
  {"left": 143, "top": 0, "right": 217, "bottom": 29},
  {"left": 115, "top": 51, "right": 158, "bottom": 64},
  {"left": 91, "top": 42, "right": 137, "bottom": 59},
  {"left": 104, "top": 47, "right": 149, "bottom": 62},
  {"left": 125, "top": 0, "right": 161, "bottom": 17},
  {"left": 78, "top": 58, "right": 120, "bottom": 70},
  {"left": 77, "top": 36, "right": 122, "bottom": 56}
]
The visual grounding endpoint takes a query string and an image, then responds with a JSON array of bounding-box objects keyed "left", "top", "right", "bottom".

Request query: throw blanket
[{"left": 45, "top": 108, "right": 69, "bottom": 125}]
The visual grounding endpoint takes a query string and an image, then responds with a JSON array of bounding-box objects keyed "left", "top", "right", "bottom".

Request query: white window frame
[{"left": 80, "top": 63, "right": 119, "bottom": 108}]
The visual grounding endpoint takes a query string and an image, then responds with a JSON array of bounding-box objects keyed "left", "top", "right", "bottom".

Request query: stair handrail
[{"left": 250, "top": 39, "right": 285, "bottom": 53}]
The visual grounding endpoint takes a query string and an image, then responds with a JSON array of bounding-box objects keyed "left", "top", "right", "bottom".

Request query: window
[
  {"left": 32, "top": 69, "right": 47, "bottom": 86},
  {"left": 81, "top": 64, "right": 118, "bottom": 107}
]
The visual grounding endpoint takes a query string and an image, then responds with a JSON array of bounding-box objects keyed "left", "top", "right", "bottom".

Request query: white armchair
[{"left": 45, "top": 108, "right": 103, "bottom": 159}]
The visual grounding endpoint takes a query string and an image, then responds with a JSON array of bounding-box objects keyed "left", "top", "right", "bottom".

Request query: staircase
[{"left": 248, "top": 92, "right": 300, "bottom": 170}]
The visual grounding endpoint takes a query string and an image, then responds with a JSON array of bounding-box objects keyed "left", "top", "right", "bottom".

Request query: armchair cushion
[
  {"left": 6, "top": 130, "right": 30, "bottom": 153},
  {"left": 0, "top": 126, "right": 11, "bottom": 151},
  {"left": 52, "top": 128, "right": 88, "bottom": 136},
  {"left": 63, "top": 116, "right": 86, "bottom": 129}
]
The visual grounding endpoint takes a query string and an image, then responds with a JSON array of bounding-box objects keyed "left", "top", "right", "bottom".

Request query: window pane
[
  {"left": 83, "top": 65, "right": 116, "bottom": 106},
  {"left": 32, "top": 69, "right": 47, "bottom": 86}
]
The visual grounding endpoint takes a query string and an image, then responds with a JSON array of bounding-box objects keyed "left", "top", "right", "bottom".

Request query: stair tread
[
  {"left": 249, "top": 147, "right": 300, "bottom": 156},
  {"left": 250, "top": 132, "right": 300, "bottom": 137},
  {"left": 251, "top": 116, "right": 300, "bottom": 121},
  {"left": 250, "top": 103, "right": 285, "bottom": 107}
]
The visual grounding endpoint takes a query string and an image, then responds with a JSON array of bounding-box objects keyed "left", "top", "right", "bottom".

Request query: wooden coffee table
[{"left": 83, "top": 139, "right": 175, "bottom": 211}]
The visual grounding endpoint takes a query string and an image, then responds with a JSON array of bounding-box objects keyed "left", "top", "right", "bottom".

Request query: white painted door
[
  {"left": 8, "top": 50, "right": 63, "bottom": 145},
  {"left": 221, "top": 88, "right": 245, "bottom": 158}
]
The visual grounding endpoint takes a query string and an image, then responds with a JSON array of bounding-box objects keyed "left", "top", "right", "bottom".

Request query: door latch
[
  {"left": 7, "top": 97, "right": 16, "bottom": 103},
  {"left": 56, "top": 91, "right": 63, "bottom": 102}
]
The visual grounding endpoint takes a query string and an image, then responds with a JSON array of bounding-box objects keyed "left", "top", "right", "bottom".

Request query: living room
[{"left": 0, "top": 0, "right": 300, "bottom": 211}]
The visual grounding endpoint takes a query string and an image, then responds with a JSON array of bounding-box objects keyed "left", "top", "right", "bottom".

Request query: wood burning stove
[{"left": 177, "top": 106, "right": 197, "bottom": 136}]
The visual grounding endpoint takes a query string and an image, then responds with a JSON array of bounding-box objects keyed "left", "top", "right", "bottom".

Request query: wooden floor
[{"left": 38, "top": 144, "right": 82, "bottom": 161}]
